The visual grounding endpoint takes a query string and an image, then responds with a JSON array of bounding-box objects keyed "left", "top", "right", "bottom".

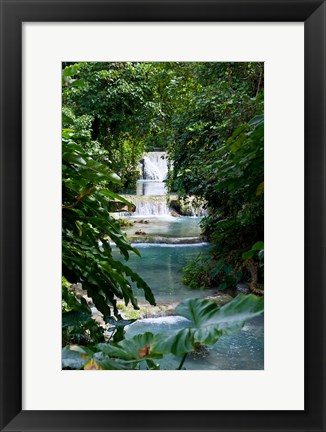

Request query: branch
[{"left": 62, "top": 187, "right": 93, "bottom": 209}]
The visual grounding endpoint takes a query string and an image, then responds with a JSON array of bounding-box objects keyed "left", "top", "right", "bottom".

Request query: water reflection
[{"left": 112, "top": 243, "right": 210, "bottom": 303}]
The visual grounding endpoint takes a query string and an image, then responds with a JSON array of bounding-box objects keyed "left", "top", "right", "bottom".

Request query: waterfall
[
  {"left": 117, "top": 196, "right": 170, "bottom": 217},
  {"left": 115, "top": 151, "right": 205, "bottom": 217},
  {"left": 114, "top": 151, "right": 170, "bottom": 217},
  {"left": 132, "top": 200, "right": 170, "bottom": 216},
  {"left": 136, "top": 181, "right": 166, "bottom": 196},
  {"left": 141, "top": 152, "right": 168, "bottom": 181}
]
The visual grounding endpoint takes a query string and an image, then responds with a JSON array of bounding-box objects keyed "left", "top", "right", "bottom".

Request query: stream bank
[{"left": 110, "top": 152, "right": 264, "bottom": 370}]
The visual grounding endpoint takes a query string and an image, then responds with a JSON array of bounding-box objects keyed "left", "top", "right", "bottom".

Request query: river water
[
  {"left": 112, "top": 152, "right": 264, "bottom": 370},
  {"left": 122, "top": 215, "right": 203, "bottom": 239},
  {"left": 113, "top": 241, "right": 210, "bottom": 303}
]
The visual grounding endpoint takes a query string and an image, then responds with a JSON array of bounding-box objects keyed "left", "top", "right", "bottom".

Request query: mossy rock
[
  {"left": 135, "top": 229, "right": 147, "bottom": 235},
  {"left": 134, "top": 219, "right": 150, "bottom": 224},
  {"left": 204, "top": 293, "right": 233, "bottom": 306},
  {"left": 169, "top": 196, "right": 207, "bottom": 217},
  {"left": 116, "top": 293, "right": 232, "bottom": 321},
  {"left": 117, "top": 218, "right": 134, "bottom": 227},
  {"left": 117, "top": 302, "right": 178, "bottom": 319}
]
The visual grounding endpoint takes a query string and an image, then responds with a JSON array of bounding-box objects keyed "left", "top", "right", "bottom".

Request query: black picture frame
[{"left": 1, "top": 1, "right": 325, "bottom": 431}]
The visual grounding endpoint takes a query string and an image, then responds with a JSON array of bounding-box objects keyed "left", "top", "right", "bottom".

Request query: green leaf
[
  {"left": 252, "top": 241, "right": 264, "bottom": 250},
  {"left": 106, "top": 317, "right": 137, "bottom": 328},
  {"left": 97, "top": 332, "right": 161, "bottom": 361},
  {"left": 99, "top": 189, "right": 134, "bottom": 206},
  {"left": 218, "top": 282, "right": 227, "bottom": 291},
  {"left": 62, "top": 65, "right": 79, "bottom": 77},
  {"left": 242, "top": 250, "right": 255, "bottom": 260},
  {"left": 63, "top": 152, "right": 87, "bottom": 166},
  {"left": 70, "top": 79, "right": 86, "bottom": 88},
  {"left": 62, "top": 345, "right": 89, "bottom": 369},
  {"left": 248, "top": 114, "right": 264, "bottom": 126},
  {"left": 224, "top": 263, "right": 232, "bottom": 275},
  {"left": 210, "top": 259, "right": 224, "bottom": 278},
  {"left": 93, "top": 353, "right": 138, "bottom": 370},
  {"left": 153, "top": 294, "right": 264, "bottom": 355},
  {"left": 62, "top": 344, "right": 137, "bottom": 370},
  {"left": 62, "top": 310, "right": 92, "bottom": 328},
  {"left": 111, "top": 260, "right": 156, "bottom": 306},
  {"left": 62, "top": 112, "right": 74, "bottom": 126},
  {"left": 145, "top": 359, "right": 161, "bottom": 370},
  {"left": 256, "top": 181, "right": 264, "bottom": 196}
]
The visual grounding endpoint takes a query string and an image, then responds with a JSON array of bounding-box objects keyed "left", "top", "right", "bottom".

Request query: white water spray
[{"left": 141, "top": 152, "right": 168, "bottom": 181}]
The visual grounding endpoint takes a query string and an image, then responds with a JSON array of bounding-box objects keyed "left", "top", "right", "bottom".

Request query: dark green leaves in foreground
[
  {"left": 62, "top": 133, "right": 155, "bottom": 324},
  {"left": 63, "top": 332, "right": 161, "bottom": 370},
  {"left": 153, "top": 294, "right": 264, "bottom": 355},
  {"left": 63, "top": 294, "right": 264, "bottom": 369}
]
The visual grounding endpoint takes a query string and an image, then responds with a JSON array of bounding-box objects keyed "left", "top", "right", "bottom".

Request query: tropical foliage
[
  {"left": 167, "top": 63, "right": 264, "bottom": 290},
  {"left": 62, "top": 119, "right": 155, "bottom": 345},
  {"left": 63, "top": 294, "right": 263, "bottom": 370}
]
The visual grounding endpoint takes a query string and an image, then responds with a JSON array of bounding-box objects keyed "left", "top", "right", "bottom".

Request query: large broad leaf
[
  {"left": 248, "top": 114, "right": 264, "bottom": 127},
  {"left": 97, "top": 332, "right": 161, "bottom": 362},
  {"left": 242, "top": 241, "right": 264, "bottom": 260},
  {"left": 153, "top": 294, "right": 264, "bottom": 355},
  {"left": 70, "top": 79, "right": 86, "bottom": 88},
  {"left": 62, "top": 345, "right": 90, "bottom": 369},
  {"left": 62, "top": 64, "right": 80, "bottom": 77},
  {"left": 62, "top": 344, "right": 139, "bottom": 370},
  {"left": 63, "top": 296, "right": 263, "bottom": 369},
  {"left": 62, "top": 310, "right": 92, "bottom": 328},
  {"left": 62, "top": 333, "right": 162, "bottom": 370},
  {"left": 106, "top": 317, "right": 137, "bottom": 342}
]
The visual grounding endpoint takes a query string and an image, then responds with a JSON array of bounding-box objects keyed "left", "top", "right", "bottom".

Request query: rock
[
  {"left": 135, "top": 229, "right": 146, "bottom": 235},
  {"left": 117, "top": 218, "right": 134, "bottom": 227},
  {"left": 236, "top": 283, "right": 250, "bottom": 294},
  {"left": 128, "top": 235, "right": 206, "bottom": 244},
  {"left": 116, "top": 301, "right": 179, "bottom": 319},
  {"left": 204, "top": 293, "right": 233, "bottom": 306},
  {"left": 116, "top": 293, "right": 233, "bottom": 321},
  {"left": 169, "top": 196, "right": 207, "bottom": 216},
  {"left": 170, "top": 210, "right": 180, "bottom": 217}
]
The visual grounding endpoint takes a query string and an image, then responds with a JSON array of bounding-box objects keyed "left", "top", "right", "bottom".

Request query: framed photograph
[{"left": 1, "top": 0, "right": 325, "bottom": 431}]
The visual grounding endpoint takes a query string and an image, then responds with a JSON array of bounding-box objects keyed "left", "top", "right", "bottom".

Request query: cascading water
[
  {"left": 117, "top": 151, "right": 206, "bottom": 216},
  {"left": 121, "top": 196, "right": 170, "bottom": 216},
  {"left": 140, "top": 152, "right": 168, "bottom": 181},
  {"left": 136, "top": 181, "right": 166, "bottom": 196},
  {"left": 118, "top": 151, "right": 169, "bottom": 216}
]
